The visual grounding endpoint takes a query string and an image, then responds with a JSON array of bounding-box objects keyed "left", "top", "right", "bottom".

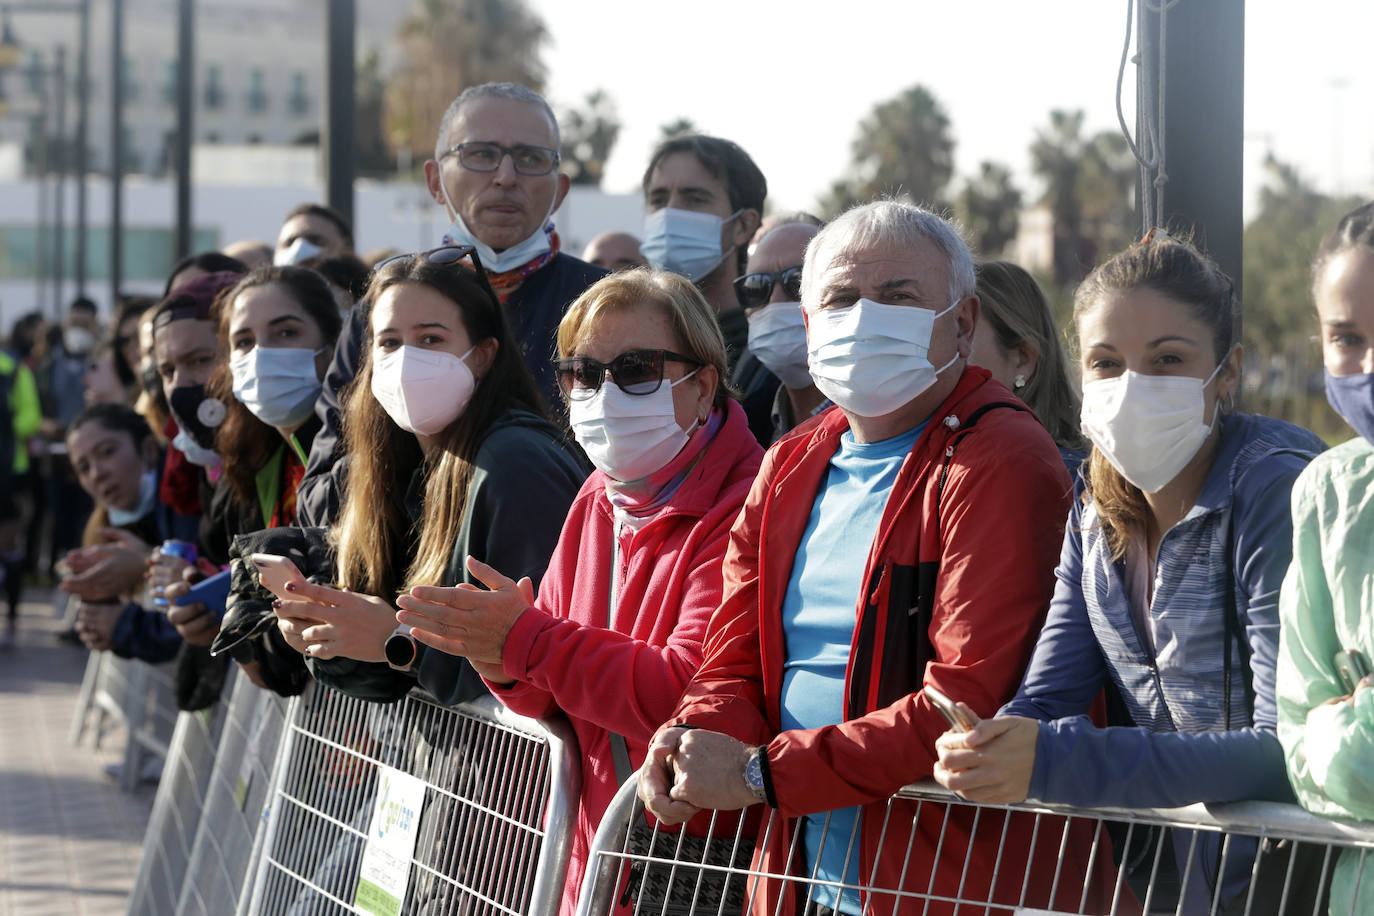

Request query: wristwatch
[
  {"left": 384, "top": 624, "right": 419, "bottom": 672},
  {"left": 744, "top": 747, "right": 768, "bottom": 803}
]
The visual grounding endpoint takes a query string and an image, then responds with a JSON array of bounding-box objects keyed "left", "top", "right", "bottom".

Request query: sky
[{"left": 524, "top": 0, "right": 1373, "bottom": 224}]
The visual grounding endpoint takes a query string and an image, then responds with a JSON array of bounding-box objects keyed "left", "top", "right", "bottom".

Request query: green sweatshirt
[
  {"left": 1277, "top": 435, "right": 1374, "bottom": 913},
  {"left": 2, "top": 353, "right": 41, "bottom": 475}
]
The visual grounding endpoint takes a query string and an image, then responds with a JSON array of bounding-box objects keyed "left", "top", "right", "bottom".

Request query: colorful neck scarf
[
  {"left": 605, "top": 407, "right": 724, "bottom": 519},
  {"left": 439, "top": 224, "right": 561, "bottom": 304}
]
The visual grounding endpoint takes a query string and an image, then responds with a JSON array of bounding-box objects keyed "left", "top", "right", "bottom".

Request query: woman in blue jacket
[{"left": 933, "top": 232, "right": 1326, "bottom": 912}]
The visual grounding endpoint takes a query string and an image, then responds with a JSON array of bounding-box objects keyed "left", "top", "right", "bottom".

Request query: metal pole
[
  {"left": 173, "top": 0, "right": 192, "bottom": 258},
  {"left": 1140, "top": 0, "right": 1245, "bottom": 299},
  {"left": 35, "top": 58, "right": 49, "bottom": 316},
  {"left": 109, "top": 0, "right": 123, "bottom": 307},
  {"left": 324, "top": 0, "right": 355, "bottom": 227},
  {"left": 75, "top": 0, "right": 88, "bottom": 297},
  {"left": 53, "top": 45, "right": 66, "bottom": 310}
]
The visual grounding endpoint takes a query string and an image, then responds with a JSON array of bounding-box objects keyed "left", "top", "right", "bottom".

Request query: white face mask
[
  {"left": 230, "top": 346, "right": 323, "bottom": 428},
  {"left": 746, "top": 302, "right": 812, "bottom": 389},
  {"left": 370, "top": 345, "right": 476, "bottom": 437},
  {"left": 108, "top": 469, "right": 159, "bottom": 526},
  {"left": 805, "top": 297, "right": 961, "bottom": 418},
  {"left": 274, "top": 238, "right": 322, "bottom": 266},
  {"left": 172, "top": 426, "right": 221, "bottom": 468},
  {"left": 569, "top": 372, "right": 700, "bottom": 482},
  {"left": 439, "top": 179, "right": 555, "bottom": 273},
  {"left": 1079, "top": 362, "right": 1225, "bottom": 493},
  {"left": 640, "top": 208, "right": 741, "bottom": 282}
]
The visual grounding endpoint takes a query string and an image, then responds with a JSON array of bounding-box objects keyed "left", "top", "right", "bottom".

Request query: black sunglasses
[
  {"left": 733, "top": 265, "right": 804, "bottom": 310},
  {"left": 553, "top": 348, "right": 703, "bottom": 400},
  {"left": 373, "top": 245, "right": 500, "bottom": 304}
]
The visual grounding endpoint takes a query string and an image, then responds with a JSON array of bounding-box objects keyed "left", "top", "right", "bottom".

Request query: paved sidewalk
[{"left": 0, "top": 589, "right": 154, "bottom": 916}]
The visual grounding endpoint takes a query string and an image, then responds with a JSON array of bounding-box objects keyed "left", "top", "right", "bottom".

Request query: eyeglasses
[
  {"left": 553, "top": 349, "right": 703, "bottom": 400},
  {"left": 733, "top": 265, "right": 804, "bottom": 310},
  {"left": 373, "top": 245, "right": 501, "bottom": 304},
  {"left": 440, "top": 141, "right": 560, "bottom": 177}
]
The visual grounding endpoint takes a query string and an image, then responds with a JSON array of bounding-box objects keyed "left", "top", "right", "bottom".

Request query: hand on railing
[
  {"left": 932, "top": 706, "right": 1038, "bottom": 805},
  {"left": 638, "top": 725, "right": 757, "bottom": 825}
]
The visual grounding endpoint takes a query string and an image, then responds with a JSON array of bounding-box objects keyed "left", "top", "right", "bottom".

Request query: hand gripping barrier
[
  {"left": 577, "top": 779, "right": 1374, "bottom": 916},
  {"left": 242, "top": 683, "right": 580, "bottom": 916}
]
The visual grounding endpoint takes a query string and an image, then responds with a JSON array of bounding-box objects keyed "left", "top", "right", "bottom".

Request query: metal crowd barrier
[
  {"left": 243, "top": 683, "right": 581, "bottom": 916},
  {"left": 577, "top": 779, "right": 1374, "bottom": 916},
  {"left": 68, "top": 650, "right": 179, "bottom": 792},
  {"left": 126, "top": 683, "right": 231, "bottom": 916}
]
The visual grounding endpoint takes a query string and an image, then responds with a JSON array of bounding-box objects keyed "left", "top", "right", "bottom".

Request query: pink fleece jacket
[{"left": 487, "top": 399, "right": 764, "bottom": 916}]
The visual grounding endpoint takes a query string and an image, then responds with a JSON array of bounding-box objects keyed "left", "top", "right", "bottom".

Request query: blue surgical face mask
[
  {"left": 1325, "top": 369, "right": 1374, "bottom": 446},
  {"left": 438, "top": 179, "right": 555, "bottom": 273},
  {"left": 640, "top": 207, "right": 742, "bottom": 282},
  {"left": 230, "top": 346, "right": 324, "bottom": 428},
  {"left": 108, "top": 469, "right": 159, "bottom": 526}
]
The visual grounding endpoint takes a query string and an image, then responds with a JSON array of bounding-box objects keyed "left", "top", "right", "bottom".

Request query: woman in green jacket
[{"left": 1277, "top": 200, "right": 1374, "bottom": 913}]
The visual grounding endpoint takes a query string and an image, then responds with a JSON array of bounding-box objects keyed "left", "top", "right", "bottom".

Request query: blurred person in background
[
  {"left": 641, "top": 134, "right": 777, "bottom": 445},
  {"left": 969, "top": 260, "right": 1088, "bottom": 471},
  {"left": 301, "top": 252, "right": 371, "bottom": 310},
  {"left": 165, "top": 251, "right": 249, "bottom": 297},
  {"left": 270, "top": 248, "right": 586, "bottom": 706},
  {"left": 737, "top": 215, "right": 830, "bottom": 442},
  {"left": 297, "top": 82, "right": 606, "bottom": 527},
  {"left": 222, "top": 239, "right": 273, "bottom": 270},
  {"left": 274, "top": 202, "right": 354, "bottom": 266},
  {"left": 582, "top": 230, "right": 647, "bottom": 272},
  {"left": 0, "top": 330, "right": 41, "bottom": 646},
  {"left": 111, "top": 296, "right": 156, "bottom": 403},
  {"left": 394, "top": 269, "right": 764, "bottom": 916},
  {"left": 82, "top": 339, "right": 127, "bottom": 406}
]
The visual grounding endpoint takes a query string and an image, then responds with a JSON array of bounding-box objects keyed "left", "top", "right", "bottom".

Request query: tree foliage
[
  {"left": 383, "top": 0, "right": 548, "bottom": 163},
  {"left": 1030, "top": 109, "right": 1137, "bottom": 286},
  {"left": 955, "top": 161, "right": 1022, "bottom": 258},
  {"left": 821, "top": 85, "right": 955, "bottom": 217},
  {"left": 659, "top": 118, "right": 697, "bottom": 140},
  {"left": 559, "top": 90, "right": 620, "bottom": 187}
]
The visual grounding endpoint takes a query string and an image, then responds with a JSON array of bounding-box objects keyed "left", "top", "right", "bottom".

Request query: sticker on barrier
[
  {"left": 245, "top": 684, "right": 580, "bottom": 916},
  {"left": 576, "top": 779, "right": 1374, "bottom": 916}
]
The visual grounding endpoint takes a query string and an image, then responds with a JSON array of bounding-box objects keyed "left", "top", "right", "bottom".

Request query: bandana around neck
[
  {"left": 605, "top": 407, "right": 724, "bottom": 518},
  {"left": 439, "top": 224, "right": 561, "bottom": 304}
]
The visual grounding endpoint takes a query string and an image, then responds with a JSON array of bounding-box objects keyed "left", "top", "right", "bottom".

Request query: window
[
  {"left": 288, "top": 72, "right": 308, "bottom": 116},
  {"left": 204, "top": 64, "right": 223, "bottom": 109},
  {"left": 246, "top": 67, "right": 267, "bottom": 113},
  {"left": 161, "top": 61, "right": 177, "bottom": 106}
]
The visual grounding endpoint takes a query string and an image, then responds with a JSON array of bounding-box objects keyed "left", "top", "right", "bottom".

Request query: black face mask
[{"left": 167, "top": 384, "right": 227, "bottom": 450}]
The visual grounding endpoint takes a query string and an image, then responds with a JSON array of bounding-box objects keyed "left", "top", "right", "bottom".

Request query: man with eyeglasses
[
  {"left": 738, "top": 214, "right": 831, "bottom": 442},
  {"left": 298, "top": 82, "right": 605, "bottom": 528},
  {"left": 640, "top": 134, "right": 779, "bottom": 445}
]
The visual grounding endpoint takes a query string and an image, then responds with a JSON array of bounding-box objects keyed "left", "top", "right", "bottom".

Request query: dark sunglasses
[
  {"left": 553, "top": 348, "right": 702, "bottom": 400},
  {"left": 733, "top": 265, "right": 804, "bottom": 310},
  {"left": 373, "top": 245, "right": 500, "bottom": 304}
]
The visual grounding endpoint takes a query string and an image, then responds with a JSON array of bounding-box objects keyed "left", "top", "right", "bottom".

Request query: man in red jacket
[{"left": 638, "top": 201, "right": 1099, "bottom": 916}]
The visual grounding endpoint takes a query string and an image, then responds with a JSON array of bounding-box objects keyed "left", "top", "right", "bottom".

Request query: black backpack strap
[{"left": 932, "top": 401, "right": 1030, "bottom": 536}]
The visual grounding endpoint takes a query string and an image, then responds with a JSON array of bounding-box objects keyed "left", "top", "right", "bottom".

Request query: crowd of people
[{"left": 1, "top": 79, "right": 1372, "bottom": 916}]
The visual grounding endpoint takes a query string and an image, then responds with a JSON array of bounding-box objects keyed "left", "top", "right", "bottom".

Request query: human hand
[
  {"left": 60, "top": 529, "right": 151, "bottom": 599},
  {"left": 272, "top": 580, "right": 397, "bottom": 662},
  {"left": 146, "top": 545, "right": 194, "bottom": 604},
  {"left": 75, "top": 599, "right": 122, "bottom": 651},
  {"left": 662, "top": 729, "right": 758, "bottom": 816},
  {"left": 395, "top": 556, "right": 534, "bottom": 669},
  {"left": 165, "top": 569, "right": 219, "bottom": 646},
  {"left": 638, "top": 726, "right": 702, "bottom": 826},
  {"left": 932, "top": 711, "right": 1039, "bottom": 804}
]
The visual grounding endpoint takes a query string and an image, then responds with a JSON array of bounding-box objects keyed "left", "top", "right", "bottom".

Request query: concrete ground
[{"left": 0, "top": 589, "right": 153, "bottom": 916}]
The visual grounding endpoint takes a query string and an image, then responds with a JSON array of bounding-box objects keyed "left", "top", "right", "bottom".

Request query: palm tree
[
  {"left": 956, "top": 161, "right": 1022, "bottom": 257},
  {"left": 847, "top": 85, "right": 956, "bottom": 209},
  {"left": 1030, "top": 110, "right": 1087, "bottom": 287},
  {"left": 562, "top": 90, "right": 621, "bottom": 187}
]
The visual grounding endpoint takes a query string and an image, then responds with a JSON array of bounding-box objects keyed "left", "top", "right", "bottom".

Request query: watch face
[
  {"left": 745, "top": 753, "right": 763, "bottom": 788},
  {"left": 385, "top": 633, "right": 417, "bottom": 668}
]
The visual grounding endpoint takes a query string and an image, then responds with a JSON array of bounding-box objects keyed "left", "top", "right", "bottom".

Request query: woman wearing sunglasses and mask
[
  {"left": 272, "top": 247, "right": 588, "bottom": 709},
  {"left": 932, "top": 233, "right": 1328, "bottom": 913},
  {"left": 393, "top": 269, "right": 764, "bottom": 916}
]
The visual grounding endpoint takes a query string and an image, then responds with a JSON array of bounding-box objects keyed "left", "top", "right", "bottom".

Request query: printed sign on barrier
[{"left": 354, "top": 764, "right": 427, "bottom": 916}]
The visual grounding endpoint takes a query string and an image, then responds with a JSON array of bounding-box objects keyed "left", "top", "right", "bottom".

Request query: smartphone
[
  {"left": 1334, "top": 649, "right": 1371, "bottom": 694},
  {"left": 173, "top": 568, "right": 231, "bottom": 617},
  {"left": 250, "top": 553, "right": 307, "bottom": 598},
  {"left": 924, "top": 684, "right": 979, "bottom": 733}
]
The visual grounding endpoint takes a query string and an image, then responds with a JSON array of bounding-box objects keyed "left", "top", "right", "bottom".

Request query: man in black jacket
[{"left": 298, "top": 82, "right": 605, "bottom": 528}]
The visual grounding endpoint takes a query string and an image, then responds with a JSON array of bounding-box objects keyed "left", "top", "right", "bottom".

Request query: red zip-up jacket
[
  {"left": 487, "top": 399, "right": 764, "bottom": 916},
  {"left": 670, "top": 367, "right": 1115, "bottom": 916}
]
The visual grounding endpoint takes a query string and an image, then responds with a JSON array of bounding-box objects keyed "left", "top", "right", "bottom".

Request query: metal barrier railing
[
  {"left": 243, "top": 683, "right": 581, "bottom": 916},
  {"left": 577, "top": 779, "right": 1374, "bottom": 916},
  {"left": 126, "top": 688, "right": 230, "bottom": 916},
  {"left": 68, "top": 651, "right": 179, "bottom": 793}
]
